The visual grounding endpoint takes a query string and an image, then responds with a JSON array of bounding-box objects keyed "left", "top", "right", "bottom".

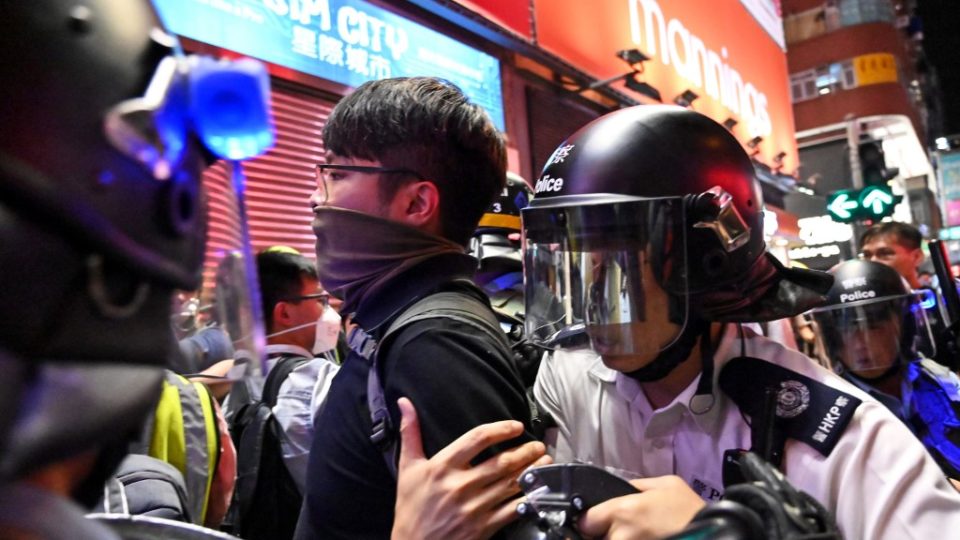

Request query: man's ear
[
  {"left": 394, "top": 180, "right": 441, "bottom": 232},
  {"left": 912, "top": 247, "right": 925, "bottom": 268},
  {"left": 272, "top": 301, "right": 291, "bottom": 329}
]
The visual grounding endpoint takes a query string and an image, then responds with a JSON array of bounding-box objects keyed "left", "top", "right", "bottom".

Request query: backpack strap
[
  {"left": 262, "top": 355, "right": 310, "bottom": 408},
  {"left": 348, "top": 290, "right": 508, "bottom": 478}
]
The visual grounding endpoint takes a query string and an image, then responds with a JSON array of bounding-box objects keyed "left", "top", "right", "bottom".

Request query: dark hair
[
  {"left": 256, "top": 250, "right": 318, "bottom": 333},
  {"left": 859, "top": 221, "right": 922, "bottom": 251},
  {"left": 322, "top": 77, "right": 507, "bottom": 245}
]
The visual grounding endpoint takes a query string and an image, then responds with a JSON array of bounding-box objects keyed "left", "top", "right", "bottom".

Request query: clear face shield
[
  {"left": 523, "top": 198, "right": 690, "bottom": 358},
  {"left": 105, "top": 39, "right": 275, "bottom": 379},
  {"left": 811, "top": 291, "right": 936, "bottom": 378}
]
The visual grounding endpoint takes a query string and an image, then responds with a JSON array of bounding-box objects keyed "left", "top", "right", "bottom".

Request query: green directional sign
[
  {"left": 859, "top": 185, "right": 896, "bottom": 217},
  {"left": 825, "top": 185, "right": 901, "bottom": 223},
  {"left": 827, "top": 190, "right": 859, "bottom": 222}
]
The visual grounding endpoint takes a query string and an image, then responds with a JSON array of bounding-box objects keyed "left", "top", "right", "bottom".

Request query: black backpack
[{"left": 223, "top": 356, "right": 308, "bottom": 540}]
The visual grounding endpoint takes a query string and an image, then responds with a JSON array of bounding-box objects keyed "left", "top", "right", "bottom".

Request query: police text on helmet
[
  {"left": 535, "top": 175, "right": 564, "bottom": 193},
  {"left": 839, "top": 290, "right": 876, "bottom": 303}
]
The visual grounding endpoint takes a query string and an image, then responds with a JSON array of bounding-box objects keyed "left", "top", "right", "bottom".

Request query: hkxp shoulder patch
[{"left": 719, "top": 356, "right": 862, "bottom": 457}]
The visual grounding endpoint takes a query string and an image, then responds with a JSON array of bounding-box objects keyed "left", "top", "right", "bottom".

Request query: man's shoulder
[{"left": 741, "top": 334, "right": 874, "bottom": 404}]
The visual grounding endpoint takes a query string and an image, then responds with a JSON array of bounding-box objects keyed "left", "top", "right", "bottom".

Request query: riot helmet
[
  {"left": 0, "top": 0, "right": 272, "bottom": 486},
  {"left": 472, "top": 172, "right": 533, "bottom": 277},
  {"left": 810, "top": 260, "right": 933, "bottom": 381},
  {"left": 522, "top": 106, "right": 830, "bottom": 376}
]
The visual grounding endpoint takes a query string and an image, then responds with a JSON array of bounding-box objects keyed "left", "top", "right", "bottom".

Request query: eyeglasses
[
  {"left": 280, "top": 292, "right": 330, "bottom": 308},
  {"left": 314, "top": 164, "right": 426, "bottom": 204}
]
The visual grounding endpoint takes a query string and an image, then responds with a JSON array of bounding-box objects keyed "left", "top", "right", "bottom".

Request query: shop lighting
[
  {"left": 674, "top": 89, "right": 699, "bottom": 108},
  {"left": 579, "top": 48, "right": 662, "bottom": 102},
  {"left": 746, "top": 136, "right": 764, "bottom": 149},
  {"left": 617, "top": 48, "right": 650, "bottom": 66},
  {"left": 624, "top": 75, "right": 662, "bottom": 102},
  {"left": 722, "top": 117, "right": 738, "bottom": 131}
]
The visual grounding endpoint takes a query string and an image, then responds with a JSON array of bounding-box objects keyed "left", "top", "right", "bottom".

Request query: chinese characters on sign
[{"left": 154, "top": 0, "right": 505, "bottom": 130}]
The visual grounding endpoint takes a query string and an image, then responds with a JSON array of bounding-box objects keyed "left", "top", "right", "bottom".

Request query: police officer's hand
[
  {"left": 391, "top": 397, "right": 551, "bottom": 540},
  {"left": 578, "top": 475, "right": 705, "bottom": 540}
]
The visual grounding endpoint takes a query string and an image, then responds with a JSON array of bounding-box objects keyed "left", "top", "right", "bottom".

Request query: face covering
[
  {"left": 313, "top": 306, "right": 342, "bottom": 355},
  {"left": 313, "top": 207, "right": 469, "bottom": 313}
]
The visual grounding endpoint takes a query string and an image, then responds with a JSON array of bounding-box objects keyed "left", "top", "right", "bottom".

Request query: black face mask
[{"left": 312, "top": 207, "right": 468, "bottom": 314}]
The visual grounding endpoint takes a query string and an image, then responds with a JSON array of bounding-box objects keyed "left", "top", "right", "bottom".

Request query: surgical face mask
[{"left": 313, "top": 307, "right": 342, "bottom": 355}]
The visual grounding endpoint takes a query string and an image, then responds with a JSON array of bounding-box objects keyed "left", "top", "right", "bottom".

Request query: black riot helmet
[
  {"left": 471, "top": 172, "right": 533, "bottom": 277},
  {"left": 810, "top": 260, "right": 933, "bottom": 381},
  {"left": 522, "top": 106, "right": 831, "bottom": 374},
  {"left": 0, "top": 0, "right": 273, "bottom": 486}
]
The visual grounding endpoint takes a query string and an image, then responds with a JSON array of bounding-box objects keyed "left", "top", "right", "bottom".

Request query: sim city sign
[{"left": 153, "top": 0, "right": 505, "bottom": 130}]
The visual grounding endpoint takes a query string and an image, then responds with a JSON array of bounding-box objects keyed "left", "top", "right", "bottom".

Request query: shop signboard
[
  {"left": 533, "top": 0, "right": 797, "bottom": 170},
  {"left": 790, "top": 215, "right": 853, "bottom": 270},
  {"left": 938, "top": 151, "right": 960, "bottom": 227},
  {"left": 153, "top": 0, "right": 505, "bottom": 130}
]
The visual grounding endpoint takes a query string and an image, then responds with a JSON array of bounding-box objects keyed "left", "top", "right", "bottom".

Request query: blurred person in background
[
  {"left": 859, "top": 221, "right": 924, "bottom": 289},
  {"left": 256, "top": 248, "right": 340, "bottom": 490},
  {"left": 810, "top": 259, "right": 960, "bottom": 480}
]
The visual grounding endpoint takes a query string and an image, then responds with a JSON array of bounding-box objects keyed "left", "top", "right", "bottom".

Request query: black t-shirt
[{"left": 295, "top": 283, "right": 533, "bottom": 539}]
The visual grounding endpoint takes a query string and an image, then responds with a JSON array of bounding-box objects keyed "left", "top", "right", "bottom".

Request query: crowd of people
[{"left": 4, "top": 2, "right": 960, "bottom": 539}]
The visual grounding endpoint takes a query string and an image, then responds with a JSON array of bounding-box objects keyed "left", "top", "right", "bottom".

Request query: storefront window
[
  {"left": 790, "top": 59, "right": 867, "bottom": 102},
  {"left": 839, "top": 0, "right": 895, "bottom": 26}
]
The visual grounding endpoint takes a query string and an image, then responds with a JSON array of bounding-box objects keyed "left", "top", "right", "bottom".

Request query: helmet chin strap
[
  {"left": 842, "top": 359, "right": 903, "bottom": 385},
  {"left": 623, "top": 317, "right": 708, "bottom": 382}
]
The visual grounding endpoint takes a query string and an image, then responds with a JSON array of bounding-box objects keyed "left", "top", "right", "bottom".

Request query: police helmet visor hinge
[{"left": 691, "top": 186, "right": 751, "bottom": 253}]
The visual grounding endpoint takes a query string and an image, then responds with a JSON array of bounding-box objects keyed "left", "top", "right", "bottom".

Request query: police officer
[
  {"left": 521, "top": 105, "right": 960, "bottom": 538},
  {"left": 811, "top": 260, "right": 930, "bottom": 410},
  {"left": 0, "top": 1, "right": 270, "bottom": 537},
  {"left": 472, "top": 172, "right": 532, "bottom": 331},
  {"left": 811, "top": 259, "right": 960, "bottom": 478},
  {"left": 470, "top": 173, "right": 543, "bottom": 386}
]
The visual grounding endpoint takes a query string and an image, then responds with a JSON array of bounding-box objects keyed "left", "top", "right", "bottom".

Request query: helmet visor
[
  {"left": 811, "top": 293, "right": 934, "bottom": 377},
  {"left": 523, "top": 198, "right": 689, "bottom": 356}
]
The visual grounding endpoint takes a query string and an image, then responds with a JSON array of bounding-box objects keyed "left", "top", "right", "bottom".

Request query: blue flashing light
[
  {"left": 189, "top": 57, "right": 275, "bottom": 160},
  {"left": 918, "top": 289, "right": 938, "bottom": 310}
]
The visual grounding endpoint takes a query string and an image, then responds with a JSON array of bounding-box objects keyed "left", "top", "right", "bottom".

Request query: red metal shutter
[
  {"left": 526, "top": 85, "right": 601, "bottom": 174},
  {"left": 200, "top": 84, "right": 337, "bottom": 292}
]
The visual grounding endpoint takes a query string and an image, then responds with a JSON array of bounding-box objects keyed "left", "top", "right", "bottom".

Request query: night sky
[{"left": 918, "top": 0, "right": 960, "bottom": 136}]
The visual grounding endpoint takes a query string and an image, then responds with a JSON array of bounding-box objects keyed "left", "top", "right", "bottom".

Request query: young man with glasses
[
  {"left": 257, "top": 249, "right": 341, "bottom": 493},
  {"left": 295, "top": 77, "right": 538, "bottom": 539}
]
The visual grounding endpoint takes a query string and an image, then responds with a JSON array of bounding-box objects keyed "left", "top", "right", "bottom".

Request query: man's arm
[
  {"left": 392, "top": 398, "right": 550, "bottom": 540},
  {"left": 788, "top": 400, "right": 960, "bottom": 539},
  {"left": 383, "top": 319, "right": 535, "bottom": 460}
]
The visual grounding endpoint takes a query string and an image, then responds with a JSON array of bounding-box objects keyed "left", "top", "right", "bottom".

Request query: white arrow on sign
[
  {"left": 861, "top": 188, "right": 894, "bottom": 214},
  {"left": 829, "top": 192, "right": 859, "bottom": 219}
]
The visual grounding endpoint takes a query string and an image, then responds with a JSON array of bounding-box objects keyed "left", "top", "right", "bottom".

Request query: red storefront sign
[
  {"left": 472, "top": 0, "right": 796, "bottom": 172},
  {"left": 454, "top": 0, "right": 533, "bottom": 40}
]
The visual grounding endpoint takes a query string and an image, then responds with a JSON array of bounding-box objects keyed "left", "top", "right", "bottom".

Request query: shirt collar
[
  {"left": 607, "top": 324, "right": 746, "bottom": 432},
  {"left": 265, "top": 343, "right": 313, "bottom": 359}
]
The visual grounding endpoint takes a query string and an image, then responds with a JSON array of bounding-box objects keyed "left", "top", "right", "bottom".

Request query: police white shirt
[
  {"left": 534, "top": 325, "right": 960, "bottom": 539},
  {"left": 265, "top": 344, "right": 340, "bottom": 494}
]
